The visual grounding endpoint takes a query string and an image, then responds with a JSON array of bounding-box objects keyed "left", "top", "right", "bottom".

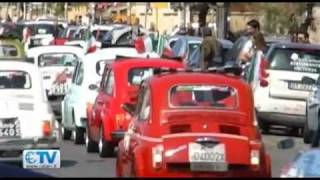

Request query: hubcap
[
  {"left": 72, "top": 130, "right": 76, "bottom": 140},
  {"left": 85, "top": 131, "right": 89, "bottom": 147},
  {"left": 99, "top": 137, "right": 103, "bottom": 153}
]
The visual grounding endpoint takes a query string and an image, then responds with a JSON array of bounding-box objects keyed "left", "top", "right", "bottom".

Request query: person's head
[{"left": 246, "top": 19, "right": 260, "bottom": 35}]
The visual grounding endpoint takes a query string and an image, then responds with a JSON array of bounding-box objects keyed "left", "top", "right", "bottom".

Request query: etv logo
[{"left": 23, "top": 150, "right": 60, "bottom": 168}]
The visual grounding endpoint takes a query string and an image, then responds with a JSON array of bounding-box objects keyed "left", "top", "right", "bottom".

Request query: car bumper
[
  {"left": 257, "top": 112, "right": 305, "bottom": 127},
  {"left": 111, "top": 130, "right": 125, "bottom": 142},
  {"left": 0, "top": 137, "right": 60, "bottom": 161}
]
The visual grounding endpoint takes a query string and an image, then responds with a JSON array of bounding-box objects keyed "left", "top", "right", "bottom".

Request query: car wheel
[
  {"left": 74, "top": 126, "right": 85, "bottom": 144},
  {"left": 98, "top": 127, "right": 114, "bottom": 158},
  {"left": 303, "top": 120, "right": 314, "bottom": 144},
  {"left": 85, "top": 126, "right": 99, "bottom": 153},
  {"left": 257, "top": 117, "right": 269, "bottom": 134},
  {"left": 62, "top": 126, "right": 72, "bottom": 140}
]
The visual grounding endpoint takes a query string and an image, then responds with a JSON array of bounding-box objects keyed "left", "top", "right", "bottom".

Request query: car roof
[
  {"left": 170, "top": 35, "right": 203, "bottom": 42},
  {"left": 270, "top": 42, "right": 320, "bottom": 50},
  {"left": 91, "top": 25, "right": 114, "bottom": 31},
  {"left": 27, "top": 45, "right": 85, "bottom": 57},
  {"left": 0, "top": 60, "right": 38, "bottom": 71},
  {"left": 148, "top": 72, "right": 243, "bottom": 87},
  {"left": 112, "top": 58, "right": 183, "bottom": 69}
]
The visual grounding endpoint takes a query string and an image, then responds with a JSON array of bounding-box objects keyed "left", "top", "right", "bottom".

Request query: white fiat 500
[
  {"left": 61, "top": 47, "right": 159, "bottom": 144},
  {"left": 0, "top": 61, "right": 60, "bottom": 161},
  {"left": 27, "top": 45, "right": 85, "bottom": 98}
]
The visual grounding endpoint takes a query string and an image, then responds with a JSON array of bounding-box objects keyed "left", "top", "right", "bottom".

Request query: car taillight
[
  {"left": 116, "top": 113, "right": 130, "bottom": 129},
  {"left": 250, "top": 150, "right": 260, "bottom": 165},
  {"left": 152, "top": 144, "right": 163, "bottom": 169},
  {"left": 259, "top": 57, "right": 269, "bottom": 87},
  {"left": 249, "top": 141, "right": 261, "bottom": 171},
  {"left": 42, "top": 120, "right": 52, "bottom": 137}
]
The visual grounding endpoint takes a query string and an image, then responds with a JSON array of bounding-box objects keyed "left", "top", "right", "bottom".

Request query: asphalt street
[{"left": 1, "top": 126, "right": 300, "bottom": 177}]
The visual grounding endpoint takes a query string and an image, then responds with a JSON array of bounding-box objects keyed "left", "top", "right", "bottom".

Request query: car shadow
[
  {"left": 262, "top": 126, "right": 302, "bottom": 138},
  {"left": 61, "top": 160, "right": 77, "bottom": 168}
]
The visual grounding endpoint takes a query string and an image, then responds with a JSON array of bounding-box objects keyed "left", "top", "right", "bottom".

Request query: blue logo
[{"left": 23, "top": 150, "right": 60, "bottom": 168}]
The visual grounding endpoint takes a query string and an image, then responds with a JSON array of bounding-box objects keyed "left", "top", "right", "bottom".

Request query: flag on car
[{"left": 156, "top": 35, "right": 173, "bottom": 58}]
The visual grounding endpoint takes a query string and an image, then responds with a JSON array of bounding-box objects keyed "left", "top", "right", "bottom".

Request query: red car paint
[
  {"left": 86, "top": 58, "right": 185, "bottom": 157},
  {"left": 116, "top": 71, "right": 271, "bottom": 177}
]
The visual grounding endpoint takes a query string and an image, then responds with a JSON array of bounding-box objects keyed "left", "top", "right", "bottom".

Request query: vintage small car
[
  {"left": 0, "top": 61, "right": 60, "bottom": 161},
  {"left": 116, "top": 67, "right": 271, "bottom": 177},
  {"left": 61, "top": 46, "right": 159, "bottom": 145},
  {"left": 86, "top": 58, "right": 184, "bottom": 157},
  {"left": 27, "top": 45, "right": 84, "bottom": 97}
]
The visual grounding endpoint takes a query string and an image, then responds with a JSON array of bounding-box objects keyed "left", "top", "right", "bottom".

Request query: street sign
[{"left": 151, "top": 3, "right": 169, "bottom": 9}]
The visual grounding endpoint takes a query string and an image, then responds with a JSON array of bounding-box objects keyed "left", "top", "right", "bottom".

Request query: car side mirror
[
  {"left": 277, "top": 138, "right": 295, "bottom": 150},
  {"left": 122, "top": 103, "right": 135, "bottom": 116},
  {"left": 88, "top": 84, "right": 98, "bottom": 91},
  {"left": 26, "top": 57, "right": 34, "bottom": 63}
]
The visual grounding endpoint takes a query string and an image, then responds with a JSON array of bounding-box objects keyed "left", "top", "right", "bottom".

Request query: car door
[
  {"left": 123, "top": 85, "right": 151, "bottom": 176},
  {"left": 63, "top": 61, "right": 80, "bottom": 127},
  {"left": 64, "top": 61, "right": 84, "bottom": 128},
  {"left": 100, "top": 68, "right": 115, "bottom": 130},
  {"left": 90, "top": 65, "right": 110, "bottom": 139}
]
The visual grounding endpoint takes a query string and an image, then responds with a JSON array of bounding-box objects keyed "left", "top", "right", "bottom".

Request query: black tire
[
  {"left": 86, "top": 126, "right": 99, "bottom": 153},
  {"left": 74, "top": 126, "right": 85, "bottom": 144},
  {"left": 98, "top": 127, "right": 114, "bottom": 158},
  {"left": 62, "top": 126, "right": 72, "bottom": 140},
  {"left": 258, "top": 117, "right": 269, "bottom": 134},
  {"left": 303, "top": 120, "right": 314, "bottom": 144}
]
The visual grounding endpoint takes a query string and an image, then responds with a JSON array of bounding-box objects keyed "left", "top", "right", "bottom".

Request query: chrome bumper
[{"left": 0, "top": 137, "right": 60, "bottom": 161}]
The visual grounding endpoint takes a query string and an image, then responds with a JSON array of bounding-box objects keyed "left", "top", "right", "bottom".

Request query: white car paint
[
  {"left": 27, "top": 45, "right": 85, "bottom": 97},
  {"left": 61, "top": 47, "right": 159, "bottom": 131},
  {"left": 0, "top": 61, "right": 60, "bottom": 160}
]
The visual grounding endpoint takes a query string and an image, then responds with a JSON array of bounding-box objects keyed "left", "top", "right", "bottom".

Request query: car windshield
[
  {"left": 170, "top": 85, "right": 237, "bottom": 108},
  {"left": 269, "top": 47, "right": 320, "bottom": 73},
  {"left": 0, "top": 71, "right": 31, "bottom": 89},
  {"left": 128, "top": 68, "right": 154, "bottom": 86},
  {"left": 0, "top": 44, "right": 18, "bottom": 57},
  {"left": 31, "top": 24, "right": 55, "bottom": 35},
  {"left": 38, "top": 53, "right": 78, "bottom": 67},
  {"left": 92, "top": 30, "right": 109, "bottom": 42}
]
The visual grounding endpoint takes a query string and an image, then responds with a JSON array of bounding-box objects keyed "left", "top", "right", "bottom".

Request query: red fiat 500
[
  {"left": 116, "top": 68, "right": 271, "bottom": 177},
  {"left": 86, "top": 58, "right": 184, "bottom": 157}
]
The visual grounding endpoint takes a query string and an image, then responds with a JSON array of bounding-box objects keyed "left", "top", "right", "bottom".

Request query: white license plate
[
  {"left": 33, "top": 39, "right": 41, "bottom": 45},
  {"left": 0, "top": 118, "right": 21, "bottom": 138},
  {"left": 289, "top": 83, "right": 313, "bottom": 91},
  {"left": 188, "top": 143, "right": 228, "bottom": 172}
]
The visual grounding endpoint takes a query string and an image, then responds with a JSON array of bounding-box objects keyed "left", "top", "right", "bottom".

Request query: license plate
[
  {"left": 288, "top": 83, "right": 314, "bottom": 91},
  {"left": 0, "top": 118, "right": 21, "bottom": 138},
  {"left": 188, "top": 143, "right": 228, "bottom": 172},
  {"left": 33, "top": 39, "right": 41, "bottom": 45},
  {"left": 51, "top": 84, "right": 68, "bottom": 95}
]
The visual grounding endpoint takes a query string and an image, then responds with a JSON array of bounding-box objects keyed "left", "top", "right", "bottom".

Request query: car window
[
  {"left": 188, "top": 43, "right": 200, "bottom": 60},
  {"left": 269, "top": 47, "right": 320, "bottom": 73},
  {"left": 92, "top": 30, "right": 109, "bottom": 42},
  {"left": 104, "top": 70, "right": 114, "bottom": 95},
  {"left": 71, "top": 61, "right": 81, "bottom": 83},
  {"left": 128, "top": 68, "right": 154, "bottom": 86},
  {"left": 96, "top": 60, "right": 111, "bottom": 76},
  {"left": 75, "top": 62, "right": 84, "bottom": 86},
  {"left": 138, "top": 87, "right": 151, "bottom": 121},
  {"left": 100, "top": 66, "right": 109, "bottom": 89},
  {"left": 0, "top": 44, "right": 18, "bottom": 57},
  {"left": 30, "top": 24, "right": 55, "bottom": 35},
  {"left": 170, "top": 85, "right": 237, "bottom": 109},
  {"left": 115, "top": 31, "right": 132, "bottom": 45},
  {"left": 169, "top": 40, "right": 176, "bottom": 49},
  {"left": 38, "top": 53, "right": 78, "bottom": 67},
  {"left": 0, "top": 70, "right": 31, "bottom": 89},
  {"left": 188, "top": 45, "right": 201, "bottom": 68}
]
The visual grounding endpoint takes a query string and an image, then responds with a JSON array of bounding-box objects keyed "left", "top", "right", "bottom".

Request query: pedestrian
[
  {"left": 187, "top": 23, "right": 194, "bottom": 36},
  {"left": 238, "top": 19, "right": 266, "bottom": 64},
  {"left": 200, "top": 27, "right": 218, "bottom": 69}
]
